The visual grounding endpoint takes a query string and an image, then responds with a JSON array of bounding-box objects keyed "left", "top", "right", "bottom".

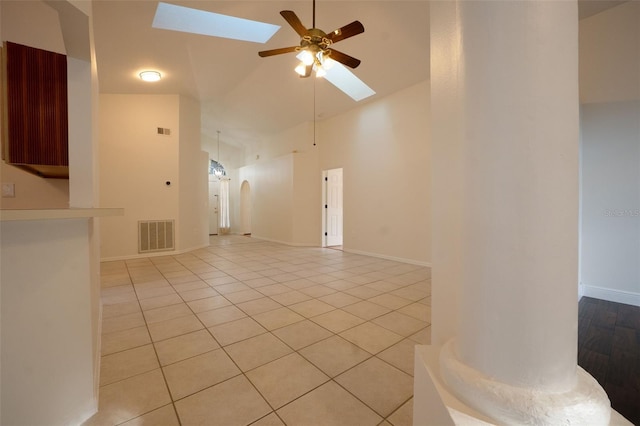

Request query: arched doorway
[{"left": 240, "top": 180, "right": 252, "bottom": 235}]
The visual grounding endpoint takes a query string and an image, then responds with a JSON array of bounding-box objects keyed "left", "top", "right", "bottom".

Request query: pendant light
[{"left": 209, "top": 130, "right": 226, "bottom": 177}]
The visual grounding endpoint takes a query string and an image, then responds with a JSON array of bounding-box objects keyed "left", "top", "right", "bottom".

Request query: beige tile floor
[{"left": 85, "top": 235, "right": 431, "bottom": 426}]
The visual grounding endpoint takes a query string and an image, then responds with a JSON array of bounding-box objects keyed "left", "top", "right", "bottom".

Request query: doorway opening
[
  {"left": 208, "top": 176, "right": 219, "bottom": 235},
  {"left": 240, "top": 180, "right": 252, "bottom": 235},
  {"left": 322, "top": 168, "right": 343, "bottom": 248}
]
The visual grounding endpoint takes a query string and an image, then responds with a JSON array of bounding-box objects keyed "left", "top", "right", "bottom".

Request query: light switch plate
[{"left": 2, "top": 183, "right": 15, "bottom": 198}]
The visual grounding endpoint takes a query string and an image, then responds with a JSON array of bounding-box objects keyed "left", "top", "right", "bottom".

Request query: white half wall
[{"left": 1, "top": 219, "right": 97, "bottom": 425}]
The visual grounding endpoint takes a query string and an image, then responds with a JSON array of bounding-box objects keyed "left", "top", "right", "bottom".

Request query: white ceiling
[
  {"left": 92, "top": 0, "right": 430, "bottom": 148},
  {"left": 91, "top": 0, "right": 627, "bottom": 148}
]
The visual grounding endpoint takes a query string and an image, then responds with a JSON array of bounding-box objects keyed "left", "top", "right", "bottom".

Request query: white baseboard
[
  {"left": 100, "top": 243, "right": 210, "bottom": 262},
  {"left": 342, "top": 248, "right": 432, "bottom": 267},
  {"left": 580, "top": 284, "right": 640, "bottom": 307},
  {"left": 249, "top": 235, "right": 318, "bottom": 247},
  {"left": 242, "top": 236, "right": 432, "bottom": 267}
]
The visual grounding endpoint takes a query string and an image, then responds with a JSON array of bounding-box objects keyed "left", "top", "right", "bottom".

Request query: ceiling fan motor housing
[{"left": 257, "top": 8, "right": 364, "bottom": 70}]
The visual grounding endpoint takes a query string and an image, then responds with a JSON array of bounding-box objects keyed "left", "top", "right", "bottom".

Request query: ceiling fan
[
  {"left": 152, "top": 1, "right": 374, "bottom": 101},
  {"left": 258, "top": 0, "right": 365, "bottom": 78}
]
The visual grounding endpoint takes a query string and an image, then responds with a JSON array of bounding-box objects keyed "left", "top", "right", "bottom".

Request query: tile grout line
[{"left": 98, "top": 236, "right": 431, "bottom": 425}]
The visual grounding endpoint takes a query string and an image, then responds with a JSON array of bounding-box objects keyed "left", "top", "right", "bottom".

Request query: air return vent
[{"left": 138, "top": 220, "right": 175, "bottom": 253}]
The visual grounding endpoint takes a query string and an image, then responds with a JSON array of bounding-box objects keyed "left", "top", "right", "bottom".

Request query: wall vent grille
[{"left": 138, "top": 220, "right": 175, "bottom": 253}]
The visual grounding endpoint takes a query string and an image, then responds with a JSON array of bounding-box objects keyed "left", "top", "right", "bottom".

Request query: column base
[{"left": 414, "top": 344, "right": 631, "bottom": 426}]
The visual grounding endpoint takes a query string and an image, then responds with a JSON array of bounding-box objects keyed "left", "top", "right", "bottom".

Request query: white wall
[
  {"left": 202, "top": 133, "right": 245, "bottom": 171},
  {"left": 99, "top": 94, "right": 180, "bottom": 258},
  {"left": 293, "top": 150, "right": 321, "bottom": 246},
  {"left": 178, "top": 95, "right": 209, "bottom": 252},
  {"left": 319, "top": 80, "right": 431, "bottom": 265},
  {"left": 579, "top": 1, "right": 640, "bottom": 104},
  {"left": 234, "top": 120, "right": 320, "bottom": 245},
  {"left": 239, "top": 155, "right": 294, "bottom": 244},
  {"left": 235, "top": 81, "right": 431, "bottom": 262},
  {"left": 0, "top": 0, "right": 69, "bottom": 209},
  {"left": 100, "top": 94, "right": 209, "bottom": 259},
  {"left": 250, "top": 121, "right": 316, "bottom": 164},
  {"left": 580, "top": 101, "right": 640, "bottom": 302},
  {"left": 579, "top": 1, "right": 640, "bottom": 305}
]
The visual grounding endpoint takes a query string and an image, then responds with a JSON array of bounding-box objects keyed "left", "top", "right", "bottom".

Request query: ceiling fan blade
[
  {"left": 327, "top": 21, "right": 364, "bottom": 44},
  {"left": 327, "top": 49, "right": 361, "bottom": 69},
  {"left": 258, "top": 46, "right": 298, "bottom": 57},
  {"left": 280, "top": 10, "right": 308, "bottom": 37}
]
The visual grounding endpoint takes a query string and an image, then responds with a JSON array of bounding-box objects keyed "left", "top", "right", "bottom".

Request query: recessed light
[{"left": 139, "top": 71, "right": 161, "bottom": 82}]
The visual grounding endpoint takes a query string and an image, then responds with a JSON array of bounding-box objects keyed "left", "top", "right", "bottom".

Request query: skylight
[
  {"left": 323, "top": 61, "right": 376, "bottom": 102},
  {"left": 294, "top": 52, "right": 376, "bottom": 102},
  {"left": 152, "top": 2, "right": 280, "bottom": 44}
]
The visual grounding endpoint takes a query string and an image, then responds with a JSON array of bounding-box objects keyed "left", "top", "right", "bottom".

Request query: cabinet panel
[{"left": 2, "top": 41, "right": 68, "bottom": 178}]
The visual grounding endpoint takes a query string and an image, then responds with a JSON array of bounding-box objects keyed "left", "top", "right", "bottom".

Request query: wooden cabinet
[{"left": 1, "top": 41, "right": 69, "bottom": 178}]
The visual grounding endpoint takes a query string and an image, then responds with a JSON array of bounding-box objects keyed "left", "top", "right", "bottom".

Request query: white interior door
[
  {"left": 326, "top": 168, "right": 343, "bottom": 246},
  {"left": 208, "top": 180, "right": 219, "bottom": 235}
]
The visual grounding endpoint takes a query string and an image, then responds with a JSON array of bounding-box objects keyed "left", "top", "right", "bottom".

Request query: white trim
[
  {"left": 342, "top": 247, "right": 432, "bottom": 267},
  {"left": 249, "top": 235, "right": 317, "bottom": 247},
  {"left": 0, "top": 208, "right": 123, "bottom": 222},
  {"left": 321, "top": 170, "right": 328, "bottom": 248},
  {"left": 578, "top": 282, "right": 585, "bottom": 301},
  {"left": 100, "top": 243, "right": 210, "bottom": 262},
  {"left": 93, "top": 302, "right": 102, "bottom": 414},
  {"left": 580, "top": 284, "right": 640, "bottom": 307}
]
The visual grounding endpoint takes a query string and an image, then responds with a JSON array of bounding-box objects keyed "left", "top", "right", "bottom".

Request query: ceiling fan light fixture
[
  {"left": 139, "top": 70, "right": 162, "bottom": 82},
  {"left": 299, "top": 49, "right": 315, "bottom": 66},
  {"left": 322, "top": 57, "right": 335, "bottom": 70},
  {"left": 295, "top": 62, "right": 308, "bottom": 76},
  {"left": 315, "top": 65, "right": 327, "bottom": 78}
]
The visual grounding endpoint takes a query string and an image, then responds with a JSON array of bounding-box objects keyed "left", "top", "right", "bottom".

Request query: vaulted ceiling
[
  {"left": 92, "top": 1, "right": 430, "bottom": 148},
  {"left": 91, "top": 0, "right": 627, "bottom": 148}
]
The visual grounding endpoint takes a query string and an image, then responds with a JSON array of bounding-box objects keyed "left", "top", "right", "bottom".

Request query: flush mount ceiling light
[{"left": 139, "top": 71, "right": 161, "bottom": 82}]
